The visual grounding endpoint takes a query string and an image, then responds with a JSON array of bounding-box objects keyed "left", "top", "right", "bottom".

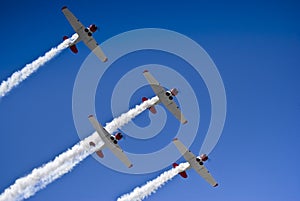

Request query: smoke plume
[
  {"left": 0, "top": 33, "right": 78, "bottom": 98},
  {"left": 118, "top": 162, "right": 190, "bottom": 201}
]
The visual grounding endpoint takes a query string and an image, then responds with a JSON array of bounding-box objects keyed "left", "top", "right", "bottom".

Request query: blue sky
[{"left": 0, "top": 0, "right": 300, "bottom": 200}]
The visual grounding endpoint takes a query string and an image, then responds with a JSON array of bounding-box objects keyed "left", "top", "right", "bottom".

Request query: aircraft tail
[
  {"left": 172, "top": 163, "right": 188, "bottom": 178},
  {"left": 142, "top": 97, "right": 157, "bottom": 114},
  {"left": 63, "top": 36, "right": 78, "bottom": 53},
  {"left": 95, "top": 150, "right": 104, "bottom": 158},
  {"left": 89, "top": 142, "right": 104, "bottom": 158}
]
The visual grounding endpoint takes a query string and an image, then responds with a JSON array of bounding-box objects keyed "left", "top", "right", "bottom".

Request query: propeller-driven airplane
[
  {"left": 172, "top": 138, "right": 218, "bottom": 187},
  {"left": 88, "top": 115, "right": 133, "bottom": 168},
  {"left": 61, "top": 6, "right": 108, "bottom": 62},
  {"left": 142, "top": 70, "right": 188, "bottom": 124}
]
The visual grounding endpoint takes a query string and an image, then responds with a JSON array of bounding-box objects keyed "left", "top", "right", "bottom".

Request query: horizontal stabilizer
[
  {"left": 63, "top": 36, "right": 78, "bottom": 53},
  {"left": 142, "top": 97, "right": 157, "bottom": 114},
  {"left": 69, "top": 44, "right": 78, "bottom": 53},
  {"left": 96, "top": 150, "right": 104, "bottom": 158},
  {"left": 173, "top": 163, "right": 188, "bottom": 178},
  {"left": 89, "top": 141, "right": 104, "bottom": 158}
]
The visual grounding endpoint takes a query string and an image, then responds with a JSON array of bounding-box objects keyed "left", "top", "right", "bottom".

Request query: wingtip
[
  {"left": 213, "top": 183, "right": 219, "bottom": 187},
  {"left": 103, "top": 58, "right": 108, "bottom": 62},
  {"left": 182, "top": 120, "right": 188, "bottom": 124},
  {"left": 61, "top": 6, "right": 67, "bottom": 10},
  {"left": 129, "top": 164, "right": 133, "bottom": 168},
  {"left": 173, "top": 138, "right": 178, "bottom": 141},
  {"left": 143, "top": 69, "right": 149, "bottom": 73},
  {"left": 88, "top": 114, "right": 94, "bottom": 118}
]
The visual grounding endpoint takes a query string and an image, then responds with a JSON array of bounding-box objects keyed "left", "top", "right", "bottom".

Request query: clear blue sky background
[{"left": 0, "top": 0, "right": 299, "bottom": 200}]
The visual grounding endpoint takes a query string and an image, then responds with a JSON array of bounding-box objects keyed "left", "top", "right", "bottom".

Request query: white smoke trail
[
  {"left": 105, "top": 96, "right": 159, "bottom": 133},
  {"left": 117, "top": 162, "right": 190, "bottom": 201},
  {"left": 0, "top": 96, "right": 158, "bottom": 201},
  {"left": 0, "top": 133, "right": 101, "bottom": 201},
  {"left": 0, "top": 33, "right": 78, "bottom": 98}
]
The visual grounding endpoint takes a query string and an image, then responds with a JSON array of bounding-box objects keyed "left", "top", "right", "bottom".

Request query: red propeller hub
[
  {"left": 89, "top": 24, "right": 98, "bottom": 32},
  {"left": 171, "top": 88, "right": 178, "bottom": 96},
  {"left": 115, "top": 132, "right": 123, "bottom": 140},
  {"left": 200, "top": 154, "right": 208, "bottom": 162}
]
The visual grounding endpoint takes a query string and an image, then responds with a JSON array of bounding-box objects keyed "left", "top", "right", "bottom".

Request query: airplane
[
  {"left": 61, "top": 6, "right": 108, "bottom": 62},
  {"left": 142, "top": 70, "right": 188, "bottom": 124},
  {"left": 172, "top": 138, "right": 218, "bottom": 187},
  {"left": 88, "top": 115, "right": 133, "bottom": 168}
]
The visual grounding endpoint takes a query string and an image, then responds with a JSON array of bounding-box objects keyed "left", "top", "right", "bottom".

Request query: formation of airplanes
[{"left": 62, "top": 6, "right": 218, "bottom": 187}]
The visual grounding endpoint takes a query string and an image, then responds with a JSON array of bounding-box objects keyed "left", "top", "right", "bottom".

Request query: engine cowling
[
  {"left": 172, "top": 163, "right": 188, "bottom": 178},
  {"left": 171, "top": 88, "right": 178, "bottom": 96},
  {"left": 89, "top": 24, "right": 98, "bottom": 32},
  {"left": 200, "top": 154, "right": 208, "bottom": 162},
  {"left": 115, "top": 132, "right": 123, "bottom": 140}
]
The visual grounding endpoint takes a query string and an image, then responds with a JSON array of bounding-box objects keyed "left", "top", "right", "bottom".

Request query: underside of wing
[
  {"left": 173, "top": 138, "right": 196, "bottom": 161},
  {"left": 160, "top": 97, "right": 188, "bottom": 124},
  {"left": 83, "top": 39, "right": 108, "bottom": 62},
  {"left": 193, "top": 163, "right": 218, "bottom": 187},
  {"left": 150, "top": 84, "right": 165, "bottom": 98},
  {"left": 88, "top": 115, "right": 110, "bottom": 139},
  {"left": 105, "top": 142, "right": 133, "bottom": 168},
  {"left": 83, "top": 38, "right": 108, "bottom": 62},
  {"left": 143, "top": 70, "right": 160, "bottom": 86},
  {"left": 62, "top": 6, "right": 85, "bottom": 33},
  {"left": 143, "top": 71, "right": 165, "bottom": 96}
]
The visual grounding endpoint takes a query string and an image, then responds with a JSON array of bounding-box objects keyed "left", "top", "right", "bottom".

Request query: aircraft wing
[
  {"left": 82, "top": 38, "right": 108, "bottom": 62},
  {"left": 143, "top": 70, "right": 187, "bottom": 124},
  {"left": 88, "top": 115, "right": 133, "bottom": 168},
  {"left": 160, "top": 97, "right": 187, "bottom": 124},
  {"left": 143, "top": 70, "right": 163, "bottom": 97},
  {"left": 173, "top": 138, "right": 218, "bottom": 187},
  {"left": 143, "top": 70, "right": 160, "bottom": 86},
  {"left": 62, "top": 6, "right": 85, "bottom": 34}
]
